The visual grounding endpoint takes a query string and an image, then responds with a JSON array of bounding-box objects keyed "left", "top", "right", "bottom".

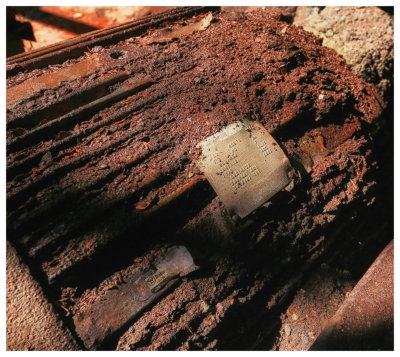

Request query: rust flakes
[
  {"left": 7, "top": 55, "right": 101, "bottom": 107},
  {"left": 140, "top": 13, "right": 213, "bottom": 45}
]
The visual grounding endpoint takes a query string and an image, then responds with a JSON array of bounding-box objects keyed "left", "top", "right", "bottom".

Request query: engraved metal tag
[
  {"left": 196, "top": 120, "right": 294, "bottom": 218},
  {"left": 145, "top": 269, "right": 170, "bottom": 292},
  {"left": 131, "top": 246, "right": 198, "bottom": 301}
]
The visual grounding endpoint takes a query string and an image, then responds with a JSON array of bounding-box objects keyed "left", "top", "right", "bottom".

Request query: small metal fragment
[
  {"left": 132, "top": 245, "right": 198, "bottom": 301},
  {"left": 140, "top": 13, "right": 212, "bottom": 45},
  {"left": 195, "top": 120, "right": 294, "bottom": 218},
  {"left": 73, "top": 245, "right": 198, "bottom": 350}
]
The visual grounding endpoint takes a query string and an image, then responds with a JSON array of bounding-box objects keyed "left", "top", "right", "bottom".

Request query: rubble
[{"left": 294, "top": 6, "right": 393, "bottom": 104}]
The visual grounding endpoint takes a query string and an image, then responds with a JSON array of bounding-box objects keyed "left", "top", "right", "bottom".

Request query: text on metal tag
[
  {"left": 145, "top": 269, "right": 170, "bottom": 292},
  {"left": 195, "top": 120, "right": 293, "bottom": 218}
]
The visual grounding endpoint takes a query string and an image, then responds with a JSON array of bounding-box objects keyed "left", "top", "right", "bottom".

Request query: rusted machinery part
[
  {"left": 310, "top": 240, "right": 393, "bottom": 350},
  {"left": 6, "top": 8, "right": 387, "bottom": 350},
  {"left": 7, "top": 71, "right": 131, "bottom": 129},
  {"left": 7, "top": 7, "right": 200, "bottom": 63},
  {"left": 6, "top": 6, "right": 218, "bottom": 75}
]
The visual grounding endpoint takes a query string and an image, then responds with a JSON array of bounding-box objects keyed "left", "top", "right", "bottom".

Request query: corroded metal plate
[
  {"left": 73, "top": 246, "right": 197, "bottom": 349},
  {"left": 196, "top": 120, "right": 294, "bottom": 218},
  {"left": 132, "top": 245, "right": 197, "bottom": 301}
]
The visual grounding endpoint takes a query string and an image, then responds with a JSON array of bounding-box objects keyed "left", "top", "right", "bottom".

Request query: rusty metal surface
[
  {"left": 7, "top": 56, "right": 101, "bottom": 107},
  {"left": 8, "top": 77, "right": 154, "bottom": 154},
  {"left": 7, "top": 7, "right": 205, "bottom": 63},
  {"left": 7, "top": 71, "right": 130, "bottom": 130},
  {"left": 73, "top": 246, "right": 197, "bottom": 350},
  {"left": 74, "top": 276, "right": 179, "bottom": 350},
  {"left": 6, "top": 6, "right": 216, "bottom": 75},
  {"left": 6, "top": 7, "right": 389, "bottom": 351},
  {"left": 196, "top": 120, "right": 294, "bottom": 218},
  {"left": 310, "top": 240, "right": 394, "bottom": 350}
]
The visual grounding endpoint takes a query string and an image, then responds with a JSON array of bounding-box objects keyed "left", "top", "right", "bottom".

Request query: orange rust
[
  {"left": 85, "top": 241, "right": 94, "bottom": 249},
  {"left": 134, "top": 202, "right": 151, "bottom": 210},
  {"left": 40, "top": 6, "right": 109, "bottom": 29},
  {"left": 278, "top": 111, "right": 298, "bottom": 128},
  {"left": 351, "top": 156, "right": 367, "bottom": 180},
  {"left": 299, "top": 135, "right": 329, "bottom": 156},
  {"left": 142, "top": 175, "right": 206, "bottom": 216},
  {"left": 7, "top": 55, "right": 100, "bottom": 107},
  {"left": 140, "top": 12, "right": 212, "bottom": 45},
  {"left": 7, "top": 7, "right": 208, "bottom": 68},
  {"left": 298, "top": 135, "right": 330, "bottom": 172}
]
